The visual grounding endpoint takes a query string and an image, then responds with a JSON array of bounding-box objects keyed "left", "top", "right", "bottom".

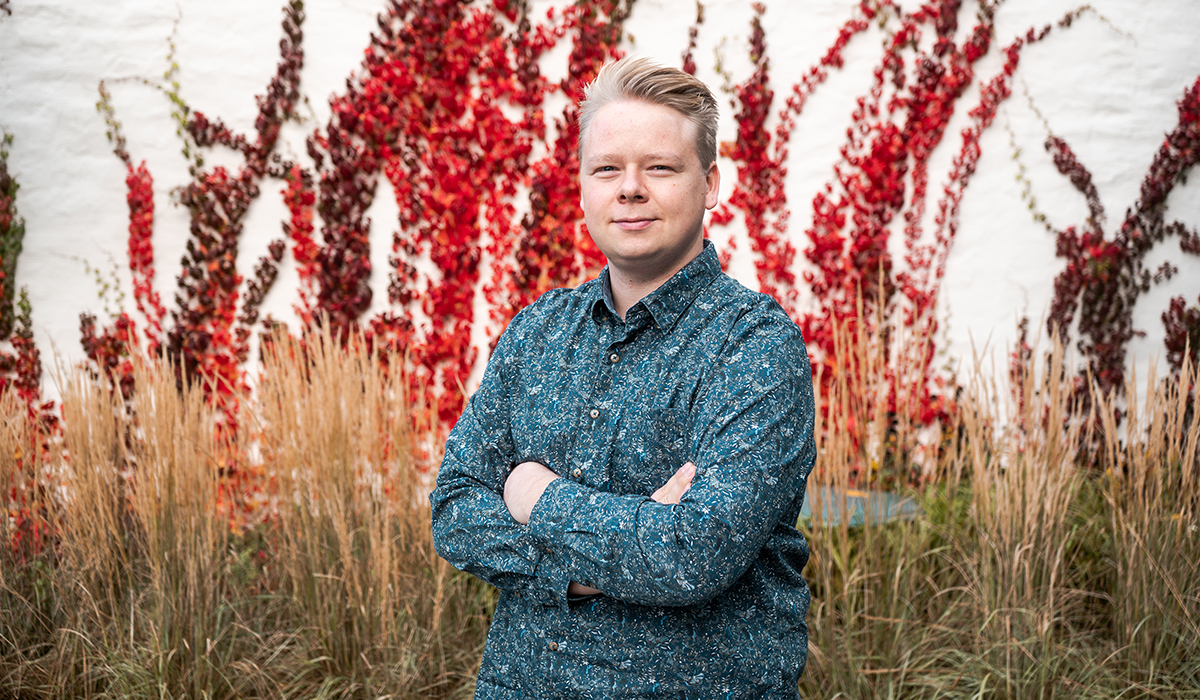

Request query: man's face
[{"left": 579, "top": 100, "right": 720, "bottom": 282}]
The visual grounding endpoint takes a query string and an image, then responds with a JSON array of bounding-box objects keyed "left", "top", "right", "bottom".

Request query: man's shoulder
[
  {"left": 691, "top": 276, "right": 812, "bottom": 395},
  {"left": 700, "top": 273, "right": 804, "bottom": 344},
  {"left": 500, "top": 280, "right": 599, "bottom": 342}
]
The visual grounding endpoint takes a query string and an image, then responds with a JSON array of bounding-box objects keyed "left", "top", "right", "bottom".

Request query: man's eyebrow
[
  {"left": 585, "top": 152, "right": 687, "bottom": 164},
  {"left": 643, "top": 153, "right": 686, "bottom": 163}
]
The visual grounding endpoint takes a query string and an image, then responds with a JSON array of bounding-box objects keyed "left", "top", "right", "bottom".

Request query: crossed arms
[
  {"left": 503, "top": 460, "right": 696, "bottom": 596},
  {"left": 429, "top": 308, "right": 815, "bottom": 609}
]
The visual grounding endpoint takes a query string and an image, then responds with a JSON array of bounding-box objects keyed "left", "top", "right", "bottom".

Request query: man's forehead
[{"left": 580, "top": 100, "right": 699, "bottom": 160}]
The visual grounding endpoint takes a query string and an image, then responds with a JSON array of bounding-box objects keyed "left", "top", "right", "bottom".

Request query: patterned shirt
[{"left": 430, "top": 242, "right": 816, "bottom": 699}]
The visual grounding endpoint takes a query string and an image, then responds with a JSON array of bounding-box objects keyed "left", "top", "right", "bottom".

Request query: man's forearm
[
  {"left": 503, "top": 461, "right": 602, "bottom": 596},
  {"left": 431, "top": 405, "right": 577, "bottom": 607},
  {"left": 502, "top": 461, "right": 561, "bottom": 525},
  {"left": 503, "top": 459, "right": 696, "bottom": 598}
]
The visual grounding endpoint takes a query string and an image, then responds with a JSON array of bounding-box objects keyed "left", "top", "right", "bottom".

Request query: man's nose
[{"left": 617, "top": 170, "right": 647, "bottom": 202}]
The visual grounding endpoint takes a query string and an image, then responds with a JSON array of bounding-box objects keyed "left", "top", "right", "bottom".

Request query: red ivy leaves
[
  {"left": 1163, "top": 293, "right": 1200, "bottom": 373},
  {"left": 80, "top": 310, "right": 140, "bottom": 400},
  {"left": 713, "top": 0, "right": 1009, "bottom": 440},
  {"left": 1, "top": 139, "right": 56, "bottom": 562},
  {"left": 82, "top": 0, "right": 629, "bottom": 437},
  {"left": 0, "top": 136, "right": 50, "bottom": 424},
  {"left": 125, "top": 162, "right": 166, "bottom": 352},
  {"left": 1047, "top": 74, "right": 1200, "bottom": 391},
  {"left": 80, "top": 0, "right": 1199, "bottom": 460},
  {"left": 310, "top": 0, "right": 628, "bottom": 424},
  {"left": 712, "top": 2, "right": 1132, "bottom": 475},
  {"left": 803, "top": 0, "right": 1003, "bottom": 362},
  {"left": 501, "top": 1, "right": 629, "bottom": 324},
  {"left": 718, "top": 3, "right": 799, "bottom": 317},
  {"left": 283, "top": 165, "right": 319, "bottom": 325},
  {"left": 167, "top": 0, "right": 304, "bottom": 416}
]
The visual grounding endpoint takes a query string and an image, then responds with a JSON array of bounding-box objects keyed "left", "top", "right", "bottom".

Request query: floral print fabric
[{"left": 430, "top": 242, "right": 816, "bottom": 699}]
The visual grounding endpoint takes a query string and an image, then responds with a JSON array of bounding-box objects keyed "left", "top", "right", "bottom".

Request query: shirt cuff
[
  {"left": 526, "top": 476, "right": 590, "bottom": 547},
  {"left": 523, "top": 477, "right": 596, "bottom": 609},
  {"left": 524, "top": 546, "right": 572, "bottom": 610}
]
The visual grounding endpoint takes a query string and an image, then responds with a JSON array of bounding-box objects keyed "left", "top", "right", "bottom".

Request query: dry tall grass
[
  {"left": 1097, "top": 358, "right": 1200, "bottom": 691},
  {"left": 1, "top": 332, "right": 491, "bottom": 699},
  {"left": 255, "top": 329, "right": 488, "bottom": 697},
  {"left": 800, "top": 317, "right": 1199, "bottom": 699},
  {"left": 1, "top": 324, "right": 1197, "bottom": 699}
]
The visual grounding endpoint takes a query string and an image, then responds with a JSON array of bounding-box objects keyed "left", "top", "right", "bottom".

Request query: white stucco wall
[{"left": 1, "top": 0, "right": 1198, "bottom": 397}]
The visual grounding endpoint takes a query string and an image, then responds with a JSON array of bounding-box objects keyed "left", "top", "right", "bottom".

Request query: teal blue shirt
[{"left": 430, "top": 242, "right": 816, "bottom": 698}]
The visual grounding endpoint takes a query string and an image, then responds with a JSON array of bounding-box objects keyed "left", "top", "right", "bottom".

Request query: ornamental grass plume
[
  {"left": 2, "top": 318, "right": 1198, "bottom": 698},
  {"left": 952, "top": 330, "right": 1096, "bottom": 696},
  {"left": 800, "top": 314, "right": 1200, "bottom": 699},
  {"left": 1096, "top": 355, "right": 1200, "bottom": 687},
  {"left": 0, "top": 334, "right": 492, "bottom": 699},
  {"left": 801, "top": 298, "right": 959, "bottom": 696},
  {"left": 255, "top": 327, "right": 490, "bottom": 695},
  {"left": 54, "top": 358, "right": 232, "bottom": 697}
]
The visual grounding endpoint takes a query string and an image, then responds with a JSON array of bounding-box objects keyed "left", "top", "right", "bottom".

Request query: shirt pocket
[{"left": 614, "top": 405, "right": 690, "bottom": 496}]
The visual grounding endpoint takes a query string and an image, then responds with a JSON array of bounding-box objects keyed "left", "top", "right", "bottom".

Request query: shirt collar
[{"left": 591, "top": 240, "right": 722, "bottom": 332}]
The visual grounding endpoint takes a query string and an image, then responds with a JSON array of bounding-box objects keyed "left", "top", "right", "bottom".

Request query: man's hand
[
  {"left": 505, "top": 460, "right": 697, "bottom": 598},
  {"left": 651, "top": 461, "right": 696, "bottom": 504},
  {"left": 503, "top": 461, "right": 560, "bottom": 525}
]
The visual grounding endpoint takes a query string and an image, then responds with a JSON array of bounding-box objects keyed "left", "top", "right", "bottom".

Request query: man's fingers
[
  {"left": 651, "top": 481, "right": 681, "bottom": 503},
  {"left": 654, "top": 465, "right": 688, "bottom": 502},
  {"left": 651, "top": 462, "right": 696, "bottom": 504}
]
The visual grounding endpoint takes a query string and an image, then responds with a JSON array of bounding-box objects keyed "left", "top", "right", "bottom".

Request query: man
[{"left": 430, "top": 56, "right": 816, "bottom": 699}]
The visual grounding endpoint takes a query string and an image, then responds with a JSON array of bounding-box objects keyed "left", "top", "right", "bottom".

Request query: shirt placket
[
  {"left": 541, "top": 313, "right": 648, "bottom": 692},
  {"left": 576, "top": 308, "right": 656, "bottom": 490},
  {"left": 563, "top": 318, "right": 615, "bottom": 489}
]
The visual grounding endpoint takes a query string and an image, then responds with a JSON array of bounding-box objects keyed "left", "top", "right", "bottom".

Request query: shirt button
[
  {"left": 609, "top": 353, "right": 620, "bottom": 363},
  {"left": 589, "top": 408, "right": 599, "bottom": 419},
  {"left": 548, "top": 641, "right": 559, "bottom": 651},
  {"left": 572, "top": 468, "right": 582, "bottom": 479}
]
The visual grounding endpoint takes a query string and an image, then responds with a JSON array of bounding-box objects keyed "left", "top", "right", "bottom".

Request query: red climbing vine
[
  {"left": 309, "top": 0, "right": 629, "bottom": 424},
  {"left": 84, "top": 0, "right": 305, "bottom": 426},
  {"left": 49, "top": 0, "right": 1199, "bottom": 482},
  {"left": 0, "top": 134, "right": 50, "bottom": 424},
  {"left": 1044, "top": 75, "right": 1200, "bottom": 392},
  {"left": 707, "top": 1, "right": 1144, "bottom": 480},
  {"left": 1, "top": 133, "right": 57, "bottom": 563}
]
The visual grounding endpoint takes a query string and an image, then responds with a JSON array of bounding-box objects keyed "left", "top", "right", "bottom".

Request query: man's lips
[{"left": 613, "top": 218, "right": 656, "bottom": 231}]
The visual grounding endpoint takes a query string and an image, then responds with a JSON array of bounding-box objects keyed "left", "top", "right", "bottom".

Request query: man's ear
[{"left": 704, "top": 162, "right": 721, "bottom": 210}]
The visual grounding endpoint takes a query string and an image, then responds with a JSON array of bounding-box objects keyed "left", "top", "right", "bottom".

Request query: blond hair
[{"left": 578, "top": 57, "right": 719, "bottom": 168}]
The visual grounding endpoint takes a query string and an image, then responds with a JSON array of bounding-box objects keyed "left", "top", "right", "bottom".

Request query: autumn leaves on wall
[{"left": 5, "top": 0, "right": 1196, "bottom": 438}]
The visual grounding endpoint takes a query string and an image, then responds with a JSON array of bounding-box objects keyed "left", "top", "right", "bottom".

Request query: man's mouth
[{"left": 613, "top": 218, "right": 655, "bottom": 231}]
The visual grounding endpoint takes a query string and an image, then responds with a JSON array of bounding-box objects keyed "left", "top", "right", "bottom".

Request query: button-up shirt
[{"left": 430, "top": 242, "right": 816, "bottom": 699}]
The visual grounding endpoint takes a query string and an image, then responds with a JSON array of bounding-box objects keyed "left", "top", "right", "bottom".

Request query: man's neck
[
  {"left": 607, "top": 244, "right": 704, "bottom": 319},
  {"left": 609, "top": 270, "right": 671, "bottom": 320}
]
